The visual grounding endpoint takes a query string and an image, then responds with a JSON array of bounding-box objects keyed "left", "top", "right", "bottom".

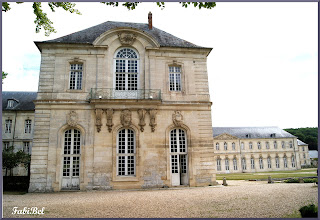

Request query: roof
[
  {"left": 2, "top": 91, "right": 37, "bottom": 111},
  {"left": 212, "top": 127, "right": 296, "bottom": 139},
  {"left": 37, "top": 21, "right": 208, "bottom": 49},
  {"left": 309, "top": 150, "right": 318, "bottom": 159},
  {"left": 297, "top": 139, "right": 308, "bottom": 146}
]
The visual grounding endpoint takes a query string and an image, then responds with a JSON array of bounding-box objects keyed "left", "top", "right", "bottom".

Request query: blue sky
[{"left": 2, "top": 2, "right": 318, "bottom": 128}]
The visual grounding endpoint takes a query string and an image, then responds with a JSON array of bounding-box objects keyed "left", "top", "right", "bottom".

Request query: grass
[
  {"left": 216, "top": 168, "right": 317, "bottom": 180},
  {"left": 282, "top": 210, "right": 301, "bottom": 218}
]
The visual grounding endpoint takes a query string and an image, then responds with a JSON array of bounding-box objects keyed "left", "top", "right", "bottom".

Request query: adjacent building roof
[
  {"left": 37, "top": 21, "right": 208, "bottom": 49},
  {"left": 297, "top": 139, "right": 308, "bottom": 146},
  {"left": 309, "top": 150, "right": 318, "bottom": 159},
  {"left": 2, "top": 91, "right": 37, "bottom": 111},
  {"left": 212, "top": 127, "right": 296, "bottom": 139}
]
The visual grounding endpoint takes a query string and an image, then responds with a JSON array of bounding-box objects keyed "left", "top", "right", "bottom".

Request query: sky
[{"left": 2, "top": 2, "right": 318, "bottom": 129}]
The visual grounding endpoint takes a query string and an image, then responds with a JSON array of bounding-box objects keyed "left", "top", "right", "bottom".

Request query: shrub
[
  {"left": 299, "top": 204, "right": 318, "bottom": 218},
  {"left": 303, "top": 178, "right": 318, "bottom": 183},
  {"left": 284, "top": 178, "right": 299, "bottom": 183}
]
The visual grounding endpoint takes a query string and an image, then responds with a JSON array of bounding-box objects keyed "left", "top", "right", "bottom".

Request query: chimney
[{"left": 148, "top": 12, "right": 152, "bottom": 30}]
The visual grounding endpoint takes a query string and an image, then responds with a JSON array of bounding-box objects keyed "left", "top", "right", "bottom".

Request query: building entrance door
[{"left": 61, "top": 156, "right": 80, "bottom": 190}]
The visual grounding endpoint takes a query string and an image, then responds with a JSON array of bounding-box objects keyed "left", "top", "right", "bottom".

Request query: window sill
[
  {"left": 113, "top": 176, "right": 139, "bottom": 182},
  {"left": 66, "top": 89, "right": 85, "bottom": 93}
]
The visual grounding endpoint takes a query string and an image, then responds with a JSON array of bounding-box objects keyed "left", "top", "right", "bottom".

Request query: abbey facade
[{"left": 27, "top": 15, "right": 216, "bottom": 192}]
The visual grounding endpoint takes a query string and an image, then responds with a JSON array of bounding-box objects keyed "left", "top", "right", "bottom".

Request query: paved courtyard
[{"left": 3, "top": 180, "right": 318, "bottom": 218}]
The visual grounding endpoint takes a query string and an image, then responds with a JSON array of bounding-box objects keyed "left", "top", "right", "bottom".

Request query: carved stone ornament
[
  {"left": 149, "top": 109, "right": 157, "bottom": 132},
  {"left": 95, "top": 109, "right": 103, "bottom": 132},
  {"left": 137, "top": 109, "right": 147, "bottom": 132},
  {"left": 118, "top": 32, "right": 136, "bottom": 45},
  {"left": 214, "top": 133, "right": 238, "bottom": 140},
  {"left": 121, "top": 109, "right": 132, "bottom": 127},
  {"left": 105, "top": 109, "right": 114, "bottom": 133},
  {"left": 172, "top": 111, "right": 183, "bottom": 127},
  {"left": 67, "top": 111, "right": 78, "bottom": 127}
]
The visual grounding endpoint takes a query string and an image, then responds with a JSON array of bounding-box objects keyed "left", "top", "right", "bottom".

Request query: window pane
[
  {"left": 170, "top": 129, "right": 177, "bottom": 153},
  {"left": 180, "top": 154, "right": 187, "bottom": 173},
  {"left": 63, "top": 157, "right": 71, "bottom": 177},
  {"left": 72, "top": 156, "right": 80, "bottom": 176},
  {"left": 73, "top": 130, "right": 81, "bottom": 154},
  {"left": 171, "top": 155, "right": 178, "bottom": 173},
  {"left": 178, "top": 129, "right": 186, "bottom": 153},
  {"left": 64, "top": 130, "right": 72, "bottom": 154}
]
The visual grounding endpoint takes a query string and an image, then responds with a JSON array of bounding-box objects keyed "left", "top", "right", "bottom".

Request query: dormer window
[
  {"left": 7, "top": 100, "right": 14, "bottom": 108},
  {"left": 246, "top": 134, "right": 251, "bottom": 138},
  {"left": 270, "top": 133, "right": 276, "bottom": 138}
]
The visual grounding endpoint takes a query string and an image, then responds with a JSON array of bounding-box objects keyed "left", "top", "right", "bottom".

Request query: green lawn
[{"left": 216, "top": 168, "right": 317, "bottom": 180}]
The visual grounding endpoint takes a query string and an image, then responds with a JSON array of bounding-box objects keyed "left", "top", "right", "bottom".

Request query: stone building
[
  {"left": 2, "top": 91, "right": 36, "bottom": 176},
  {"left": 28, "top": 15, "right": 216, "bottom": 192},
  {"left": 212, "top": 127, "right": 309, "bottom": 174},
  {"left": 297, "top": 139, "right": 311, "bottom": 167}
]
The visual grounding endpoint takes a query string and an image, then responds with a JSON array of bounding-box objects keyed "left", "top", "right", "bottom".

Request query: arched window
[
  {"left": 225, "top": 158, "right": 229, "bottom": 171},
  {"left": 259, "top": 157, "right": 264, "bottom": 169},
  {"left": 241, "top": 157, "right": 246, "bottom": 170},
  {"left": 257, "top": 142, "right": 261, "bottom": 149},
  {"left": 62, "top": 129, "right": 81, "bottom": 190},
  {"left": 170, "top": 128, "right": 188, "bottom": 186},
  {"left": 233, "top": 158, "right": 238, "bottom": 170},
  {"left": 275, "top": 156, "right": 280, "bottom": 168},
  {"left": 224, "top": 142, "right": 228, "bottom": 151},
  {"left": 267, "top": 156, "right": 272, "bottom": 168},
  {"left": 114, "top": 48, "right": 139, "bottom": 91},
  {"left": 117, "top": 128, "right": 136, "bottom": 176},
  {"left": 217, "top": 158, "right": 221, "bottom": 171},
  {"left": 274, "top": 141, "right": 277, "bottom": 149},
  {"left": 281, "top": 141, "right": 285, "bottom": 149},
  {"left": 283, "top": 156, "right": 288, "bottom": 168},
  {"left": 232, "top": 142, "right": 235, "bottom": 150},
  {"left": 291, "top": 155, "right": 296, "bottom": 168},
  {"left": 216, "top": 143, "right": 220, "bottom": 151},
  {"left": 240, "top": 142, "right": 244, "bottom": 150},
  {"left": 250, "top": 157, "right": 255, "bottom": 169},
  {"left": 266, "top": 142, "right": 270, "bottom": 149},
  {"left": 249, "top": 142, "right": 253, "bottom": 149}
]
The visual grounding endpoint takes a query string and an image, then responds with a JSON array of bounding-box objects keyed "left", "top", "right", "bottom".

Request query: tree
[
  {"left": 2, "top": 146, "right": 31, "bottom": 176},
  {"left": 2, "top": 2, "right": 216, "bottom": 36},
  {"left": 2, "top": 71, "right": 8, "bottom": 84}
]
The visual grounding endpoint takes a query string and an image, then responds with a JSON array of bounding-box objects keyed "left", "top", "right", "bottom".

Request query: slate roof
[
  {"left": 297, "top": 139, "right": 308, "bottom": 146},
  {"left": 2, "top": 91, "right": 37, "bottom": 111},
  {"left": 38, "top": 21, "right": 208, "bottom": 49},
  {"left": 212, "top": 127, "right": 296, "bottom": 139},
  {"left": 309, "top": 150, "right": 318, "bottom": 159}
]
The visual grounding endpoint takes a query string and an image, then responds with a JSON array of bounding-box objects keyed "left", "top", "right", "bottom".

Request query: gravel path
[{"left": 3, "top": 180, "right": 318, "bottom": 218}]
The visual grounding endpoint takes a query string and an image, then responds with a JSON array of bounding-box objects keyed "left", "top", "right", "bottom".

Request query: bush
[
  {"left": 303, "top": 178, "right": 318, "bottom": 183},
  {"left": 299, "top": 204, "right": 318, "bottom": 218},
  {"left": 284, "top": 178, "right": 299, "bottom": 183}
]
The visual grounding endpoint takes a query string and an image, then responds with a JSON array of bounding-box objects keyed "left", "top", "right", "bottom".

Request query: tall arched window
[
  {"left": 275, "top": 156, "right": 280, "bottom": 168},
  {"left": 217, "top": 158, "right": 221, "bottom": 171},
  {"left": 291, "top": 155, "right": 296, "bottom": 168},
  {"left": 232, "top": 142, "right": 236, "bottom": 150},
  {"left": 114, "top": 48, "right": 139, "bottom": 91},
  {"left": 216, "top": 143, "right": 220, "bottom": 151},
  {"left": 257, "top": 142, "right": 261, "bottom": 149},
  {"left": 224, "top": 142, "right": 228, "bottom": 151},
  {"left": 259, "top": 157, "right": 264, "bottom": 169},
  {"left": 267, "top": 156, "right": 272, "bottom": 168},
  {"left": 241, "top": 157, "right": 246, "bottom": 170},
  {"left": 117, "top": 128, "right": 136, "bottom": 176},
  {"left": 249, "top": 142, "right": 253, "bottom": 149},
  {"left": 62, "top": 129, "right": 81, "bottom": 190},
  {"left": 170, "top": 128, "right": 188, "bottom": 186}
]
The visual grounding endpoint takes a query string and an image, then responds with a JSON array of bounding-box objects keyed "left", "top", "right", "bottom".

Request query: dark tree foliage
[
  {"left": 2, "top": 146, "right": 31, "bottom": 176},
  {"left": 284, "top": 127, "right": 318, "bottom": 150}
]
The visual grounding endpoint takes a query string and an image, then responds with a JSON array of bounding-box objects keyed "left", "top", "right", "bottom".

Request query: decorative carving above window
[
  {"left": 118, "top": 32, "right": 137, "bottom": 45},
  {"left": 67, "top": 111, "right": 78, "bottom": 127},
  {"left": 137, "top": 109, "right": 147, "bottom": 132},
  {"left": 105, "top": 109, "right": 114, "bottom": 132},
  {"left": 120, "top": 109, "right": 132, "bottom": 127},
  {"left": 149, "top": 109, "right": 157, "bottom": 132},
  {"left": 172, "top": 110, "right": 183, "bottom": 127}
]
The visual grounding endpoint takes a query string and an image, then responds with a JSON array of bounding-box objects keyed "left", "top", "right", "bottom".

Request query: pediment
[{"left": 214, "top": 133, "right": 239, "bottom": 140}]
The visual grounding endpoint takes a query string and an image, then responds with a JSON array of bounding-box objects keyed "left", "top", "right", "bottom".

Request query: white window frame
[
  {"left": 117, "top": 128, "right": 136, "bottom": 176},
  {"left": 240, "top": 142, "right": 244, "bottom": 150},
  {"left": 291, "top": 155, "right": 295, "bottom": 168},
  {"left": 63, "top": 129, "right": 81, "bottom": 177},
  {"left": 289, "top": 141, "right": 293, "bottom": 148},
  {"left": 249, "top": 142, "right": 253, "bottom": 149},
  {"left": 224, "top": 142, "right": 228, "bottom": 151},
  {"left": 267, "top": 157, "right": 272, "bottom": 168},
  {"left": 283, "top": 156, "right": 288, "bottom": 168},
  {"left": 24, "top": 119, "right": 32, "bottom": 133},
  {"left": 242, "top": 157, "right": 246, "bottom": 170},
  {"left": 69, "top": 63, "right": 83, "bottom": 90},
  {"left": 169, "top": 66, "right": 182, "bottom": 91},
  {"left": 232, "top": 142, "right": 236, "bottom": 150},
  {"left": 302, "top": 146, "right": 305, "bottom": 151},
  {"left": 259, "top": 157, "right": 264, "bottom": 169},
  {"left": 225, "top": 158, "right": 229, "bottom": 171},
  {"left": 7, "top": 100, "right": 14, "bottom": 108},
  {"left": 233, "top": 158, "right": 238, "bottom": 170},
  {"left": 217, "top": 158, "right": 221, "bottom": 171},
  {"left": 3, "top": 142, "right": 10, "bottom": 149},
  {"left": 274, "top": 141, "right": 277, "bottom": 149},
  {"left": 216, "top": 143, "right": 219, "bottom": 151},
  {"left": 113, "top": 48, "right": 140, "bottom": 91},
  {"left": 257, "top": 142, "right": 261, "bottom": 149},
  {"left": 5, "top": 119, "right": 12, "bottom": 133},
  {"left": 23, "top": 142, "right": 30, "bottom": 154},
  {"left": 275, "top": 157, "right": 280, "bottom": 168},
  {"left": 251, "top": 158, "right": 255, "bottom": 169},
  {"left": 281, "top": 141, "right": 285, "bottom": 149},
  {"left": 266, "top": 142, "right": 270, "bottom": 149}
]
